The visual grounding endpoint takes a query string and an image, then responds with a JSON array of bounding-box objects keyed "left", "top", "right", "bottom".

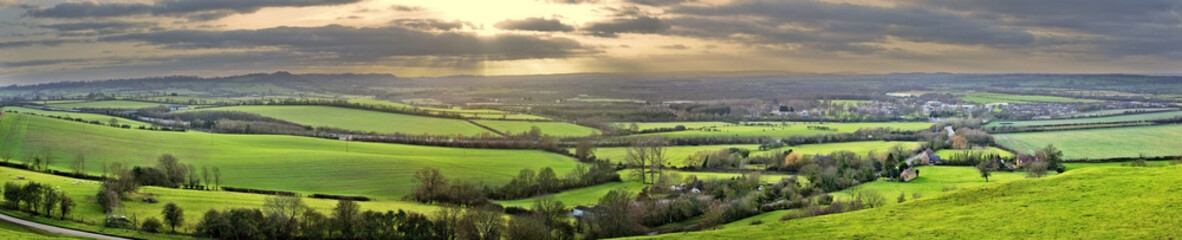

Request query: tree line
[{"left": 409, "top": 159, "right": 620, "bottom": 205}]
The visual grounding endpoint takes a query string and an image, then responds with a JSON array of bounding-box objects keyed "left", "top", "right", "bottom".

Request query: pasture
[
  {"left": 995, "top": 124, "right": 1182, "bottom": 160},
  {"left": 46, "top": 100, "right": 166, "bottom": 109},
  {"left": 495, "top": 181, "right": 649, "bottom": 208},
  {"left": 630, "top": 122, "right": 933, "bottom": 139},
  {"left": 614, "top": 122, "right": 732, "bottom": 131},
  {"left": 640, "top": 166, "right": 1182, "bottom": 239},
  {"left": 349, "top": 98, "right": 548, "bottom": 120},
  {"left": 833, "top": 166, "right": 1027, "bottom": 205},
  {"left": 184, "top": 105, "right": 495, "bottom": 136},
  {"left": 961, "top": 92, "right": 1102, "bottom": 104},
  {"left": 593, "top": 141, "right": 919, "bottom": 167},
  {"left": 2, "top": 106, "right": 152, "bottom": 128},
  {"left": 473, "top": 120, "right": 601, "bottom": 137},
  {"left": 934, "top": 147, "right": 1015, "bottom": 159},
  {"left": 984, "top": 110, "right": 1182, "bottom": 128},
  {"left": 0, "top": 166, "right": 440, "bottom": 238},
  {"left": 0, "top": 114, "right": 582, "bottom": 199}
]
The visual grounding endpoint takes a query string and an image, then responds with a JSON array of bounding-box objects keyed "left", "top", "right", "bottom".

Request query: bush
[
  {"left": 141, "top": 217, "right": 163, "bottom": 233},
  {"left": 749, "top": 220, "right": 763, "bottom": 225}
]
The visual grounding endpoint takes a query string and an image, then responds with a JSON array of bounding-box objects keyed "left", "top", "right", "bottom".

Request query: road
[{"left": 0, "top": 212, "right": 130, "bottom": 240}]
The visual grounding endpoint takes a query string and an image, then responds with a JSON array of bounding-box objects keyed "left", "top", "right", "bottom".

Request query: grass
[
  {"left": 961, "top": 92, "right": 1102, "bottom": 104},
  {"left": 0, "top": 218, "right": 86, "bottom": 239},
  {"left": 832, "top": 166, "right": 1028, "bottom": 205},
  {"left": 1068, "top": 108, "right": 1175, "bottom": 117},
  {"left": 0, "top": 165, "right": 440, "bottom": 238},
  {"left": 629, "top": 122, "right": 933, "bottom": 139},
  {"left": 995, "top": 124, "right": 1182, "bottom": 160},
  {"left": 984, "top": 110, "right": 1182, "bottom": 128},
  {"left": 494, "top": 181, "right": 649, "bottom": 208},
  {"left": 349, "top": 98, "right": 548, "bottom": 120},
  {"left": 473, "top": 120, "right": 601, "bottom": 137},
  {"left": 1064, "top": 161, "right": 1175, "bottom": 170},
  {"left": 0, "top": 114, "right": 582, "bottom": 200},
  {"left": 638, "top": 166, "right": 1182, "bottom": 239},
  {"left": 184, "top": 105, "right": 495, "bottom": 136},
  {"left": 591, "top": 141, "right": 919, "bottom": 168},
  {"left": 46, "top": 100, "right": 166, "bottom": 109},
  {"left": 2, "top": 107, "right": 152, "bottom": 129}
]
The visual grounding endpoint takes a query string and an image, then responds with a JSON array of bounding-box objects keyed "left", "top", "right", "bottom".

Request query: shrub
[
  {"left": 749, "top": 220, "right": 763, "bottom": 225},
  {"left": 141, "top": 217, "right": 163, "bottom": 233}
]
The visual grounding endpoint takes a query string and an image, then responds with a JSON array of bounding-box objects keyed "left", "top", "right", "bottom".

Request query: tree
[
  {"left": 950, "top": 135, "right": 969, "bottom": 149},
  {"left": 157, "top": 154, "right": 186, "bottom": 187},
  {"left": 432, "top": 204, "right": 462, "bottom": 240},
  {"left": 59, "top": 193, "right": 74, "bottom": 220},
  {"left": 70, "top": 153, "right": 86, "bottom": 175},
  {"left": 21, "top": 182, "right": 43, "bottom": 214},
  {"left": 855, "top": 189, "right": 886, "bottom": 208},
  {"left": 162, "top": 202, "right": 184, "bottom": 232},
  {"left": 575, "top": 139, "right": 596, "bottom": 161},
  {"left": 626, "top": 137, "right": 667, "bottom": 184},
  {"left": 212, "top": 166, "right": 221, "bottom": 190},
  {"left": 3, "top": 182, "right": 20, "bottom": 209},
  {"left": 628, "top": 123, "right": 640, "bottom": 132},
  {"left": 96, "top": 188, "right": 121, "bottom": 214},
  {"left": 202, "top": 166, "right": 211, "bottom": 190},
  {"left": 411, "top": 167, "right": 447, "bottom": 202},
  {"left": 187, "top": 164, "right": 200, "bottom": 188},
  {"left": 38, "top": 147, "right": 54, "bottom": 172},
  {"left": 506, "top": 216, "right": 549, "bottom": 240},
  {"left": 42, "top": 187, "right": 59, "bottom": 217},
  {"left": 1035, "top": 144, "right": 1064, "bottom": 173},
  {"left": 332, "top": 200, "right": 361, "bottom": 238},
  {"left": 977, "top": 160, "right": 994, "bottom": 182},
  {"left": 584, "top": 190, "right": 643, "bottom": 239},
  {"left": 537, "top": 167, "right": 560, "bottom": 193},
  {"left": 457, "top": 206, "right": 503, "bottom": 240},
  {"left": 897, "top": 192, "right": 907, "bottom": 203},
  {"left": 108, "top": 118, "right": 120, "bottom": 127},
  {"left": 1026, "top": 161, "right": 1049, "bottom": 178},
  {"left": 141, "top": 217, "right": 163, "bottom": 233}
]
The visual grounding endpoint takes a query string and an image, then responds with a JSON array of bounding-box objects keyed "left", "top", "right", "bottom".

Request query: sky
[{"left": 1, "top": 0, "right": 1181, "bottom": 84}]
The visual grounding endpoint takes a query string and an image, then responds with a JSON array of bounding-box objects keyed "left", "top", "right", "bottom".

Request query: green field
[
  {"left": 613, "top": 122, "right": 732, "bottom": 131},
  {"left": 628, "top": 122, "right": 932, "bottom": 139},
  {"left": 0, "top": 114, "right": 581, "bottom": 199},
  {"left": 185, "top": 105, "right": 495, "bottom": 136},
  {"left": 349, "top": 98, "right": 548, "bottom": 120},
  {"left": 995, "top": 124, "right": 1182, "bottom": 160},
  {"left": 1068, "top": 108, "right": 1176, "bottom": 117},
  {"left": 593, "top": 141, "right": 919, "bottom": 168},
  {"left": 2, "top": 107, "right": 152, "bottom": 129},
  {"left": 640, "top": 166, "right": 1182, "bottom": 239},
  {"left": 46, "top": 100, "right": 167, "bottom": 109},
  {"left": 0, "top": 165, "right": 440, "bottom": 237},
  {"left": 833, "top": 166, "right": 1028, "bottom": 204},
  {"left": 985, "top": 111, "right": 1182, "bottom": 128},
  {"left": 961, "top": 92, "right": 1103, "bottom": 104},
  {"left": 494, "top": 181, "right": 649, "bottom": 208},
  {"left": 473, "top": 120, "right": 601, "bottom": 137},
  {"left": 0, "top": 218, "right": 85, "bottom": 240},
  {"left": 934, "top": 147, "right": 1015, "bottom": 159}
]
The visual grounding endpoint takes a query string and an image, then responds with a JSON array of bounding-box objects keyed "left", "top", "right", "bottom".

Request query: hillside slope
[{"left": 638, "top": 166, "right": 1182, "bottom": 239}]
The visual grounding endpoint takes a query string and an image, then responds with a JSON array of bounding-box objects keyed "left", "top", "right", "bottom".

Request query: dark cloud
[
  {"left": 583, "top": 16, "right": 669, "bottom": 37},
  {"left": 389, "top": 4, "right": 423, "bottom": 12},
  {"left": 0, "top": 39, "right": 87, "bottom": 49},
  {"left": 660, "top": 44, "right": 689, "bottom": 50},
  {"left": 390, "top": 19, "right": 470, "bottom": 31},
  {"left": 39, "top": 21, "right": 154, "bottom": 34},
  {"left": 1, "top": 58, "right": 94, "bottom": 68},
  {"left": 494, "top": 18, "right": 575, "bottom": 32},
  {"left": 99, "top": 24, "right": 597, "bottom": 61},
  {"left": 22, "top": 0, "right": 361, "bottom": 20},
  {"left": 625, "top": 0, "right": 694, "bottom": 6},
  {"left": 666, "top": 0, "right": 1034, "bottom": 53}
]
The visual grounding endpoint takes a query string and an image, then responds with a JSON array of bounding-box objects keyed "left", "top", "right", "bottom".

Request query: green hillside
[
  {"left": 0, "top": 113, "right": 580, "bottom": 199},
  {"left": 183, "top": 105, "right": 494, "bottom": 136},
  {"left": 638, "top": 166, "right": 1182, "bottom": 239}
]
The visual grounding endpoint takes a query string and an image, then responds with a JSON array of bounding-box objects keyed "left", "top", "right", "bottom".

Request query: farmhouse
[{"left": 900, "top": 167, "right": 918, "bottom": 182}]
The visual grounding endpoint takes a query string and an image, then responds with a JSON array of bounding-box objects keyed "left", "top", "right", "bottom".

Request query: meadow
[
  {"left": 473, "top": 120, "right": 601, "bottom": 137},
  {"left": 46, "top": 100, "right": 167, "bottom": 109},
  {"left": 2, "top": 106, "right": 152, "bottom": 128},
  {"left": 961, "top": 92, "right": 1103, "bottom": 104},
  {"left": 995, "top": 124, "right": 1182, "bottom": 160},
  {"left": 640, "top": 166, "right": 1182, "bottom": 239},
  {"left": 1068, "top": 108, "right": 1175, "bottom": 117},
  {"left": 348, "top": 98, "right": 548, "bottom": 120},
  {"left": 984, "top": 110, "right": 1182, "bottom": 128},
  {"left": 0, "top": 166, "right": 441, "bottom": 239},
  {"left": 613, "top": 122, "right": 732, "bottom": 131},
  {"left": 832, "top": 166, "right": 1027, "bottom": 204},
  {"left": 184, "top": 105, "right": 495, "bottom": 136},
  {"left": 498, "top": 171, "right": 799, "bottom": 208},
  {"left": 0, "top": 219, "right": 83, "bottom": 240},
  {"left": 629, "top": 122, "right": 933, "bottom": 139},
  {"left": 0, "top": 114, "right": 582, "bottom": 199},
  {"left": 592, "top": 141, "right": 919, "bottom": 167}
]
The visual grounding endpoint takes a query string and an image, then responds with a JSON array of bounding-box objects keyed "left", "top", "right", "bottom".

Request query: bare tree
[
  {"left": 201, "top": 166, "right": 210, "bottom": 190},
  {"left": 212, "top": 167, "right": 221, "bottom": 190},
  {"left": 70, "top": 153, "right": 86, "bottom": 175},
  {"left": 626, "top": 137, "right": 667, "bottom": 185}
]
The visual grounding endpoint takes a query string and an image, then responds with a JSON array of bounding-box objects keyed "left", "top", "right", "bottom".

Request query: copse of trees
[
  {"left": 194, "top": 196, "right": 464, "bottom": 240},
  {"left": 1, "top": 181, "right": 74, "bottom": 220}
]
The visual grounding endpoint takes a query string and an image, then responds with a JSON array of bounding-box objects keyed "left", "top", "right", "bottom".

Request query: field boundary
[{"left": 465, "top": 119, "right": 507, "bottom": 136}]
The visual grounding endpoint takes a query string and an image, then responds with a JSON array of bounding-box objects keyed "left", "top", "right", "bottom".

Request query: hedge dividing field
[{"left": 184, "top": 105, "right": 495, "bottom": 136}]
